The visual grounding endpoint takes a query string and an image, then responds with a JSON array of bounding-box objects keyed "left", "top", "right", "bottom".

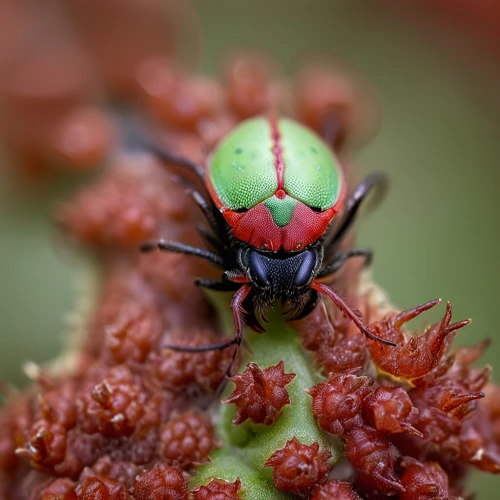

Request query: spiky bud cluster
[
  {"left": 345, "top": 424, "right": 404, "bottom": 495},
  {"left": 310, "top": 480, "right": 361, "bottom": 500},
  {"left": 192, "top": 478, "right": 242, "bottom": 500},
  {"left": 363, "top": 386, "right": 421, "bottom": 437},
  {"left": 35, "top": 478, "right": 77, "bottom": 500},
  {"left": 0, "top": 20, "right": 499, "bottom": 499},
  {"left": 80, "top": 366, "right": 161, "bottom": 438},
  {"left": 302, "top": 297, "right": 500, "bottom": 496},
  {"left": 367, "top": 300, "right": 470, "bottom": 381},
  {"left": 160, "top": 411, "right": 219, "bottom": 468},
  {"left": 223, "top": 361, "right": 296, "bottom": 425},
  {"left": 153, "top": 331, "right": 238, "bottom": 394},
  {"left": 399, "top": 458, "right": 454, "bottom": 500},
  {"left": 74, "top": 475, "right": 130, "bottom": 500},
  {"left": 132, "top": 463, "right": 188, "bottom": 500},
  {"left": 308, "top": 373, "right": 373, "bottom": 434},
  {"left": 264, "top": 438, "right": 331, "bottom": 495}
]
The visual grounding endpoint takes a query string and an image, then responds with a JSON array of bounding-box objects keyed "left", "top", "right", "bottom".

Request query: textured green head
[
  {"left": 208, "top": 116, "right": 343, "bottom": 213},
  {"left": 209, "top": 117, "right": 278, "bottom": 210},
  {"left": 279, "top": 118, "right": 342, "bottom": 211}
]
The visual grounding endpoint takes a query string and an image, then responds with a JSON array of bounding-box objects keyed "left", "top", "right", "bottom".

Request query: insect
[{"left": 141, "top": 116, "right": 395, "bottom": 357}]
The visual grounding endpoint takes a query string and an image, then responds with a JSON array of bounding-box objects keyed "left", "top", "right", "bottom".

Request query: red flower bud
[
  {"left": 344, "top": 425, "right": 404, "bottom": 495},
  {"left": 160, "top": 411, "right": 219, "bottom": 469},
  {"left": 308, "top": 373, "right": 373, "bottom": 435},
  {"left": 264, "top": 437, "right": 331, "bottom": 495},
  {"left": 192, "top": 478, "right": 242, "bottom": 500},
  {"left": 363, "top": 386, "right": 422, "bottom": 437},
  {"left": 133, "top": 463, "right": 188, "bottom": 500},
  {"left": 223, "top": 361, "right": 295, "bottom": 425}
]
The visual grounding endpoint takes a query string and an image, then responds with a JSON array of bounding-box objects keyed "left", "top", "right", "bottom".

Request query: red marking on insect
[
  {"left": 269, "top": 116, "right": 285, "bottom": 190},
  {"left": 223, "top": 202, "right": 336, "bottom": 252}
]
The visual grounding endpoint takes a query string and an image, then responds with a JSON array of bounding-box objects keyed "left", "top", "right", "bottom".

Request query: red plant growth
[{"left": 0, "top": 3, "right": 499, "bottom": 498}]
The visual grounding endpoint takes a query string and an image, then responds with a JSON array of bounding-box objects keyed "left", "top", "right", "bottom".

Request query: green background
[{"left": 0, "top": 1, "right": 498, "bottom": 496}]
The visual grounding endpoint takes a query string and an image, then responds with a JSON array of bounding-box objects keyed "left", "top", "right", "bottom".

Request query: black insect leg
[
  {"left": 325, "top": 172, "right": 389, "bottom": 252},
  {"left": 311, "top": 281, "right": 397, "bottom": 347},
  {"left": 163, "top": 337, "right": 240, "bottom": 353},
  {"left": 140, "top": 239, "right": 224, "bottom": 268},
  {"left": 147, "top": 143, "right": 206, "bottom": 180},
  {"left": 317, "top": 248, "right": 373, "bottom": 278},
  {"left": 188, "top": 188, "right": 224, "bottom": 236},
  {"left": 195, "top": 278, "right": 242, "bottom": 292}
]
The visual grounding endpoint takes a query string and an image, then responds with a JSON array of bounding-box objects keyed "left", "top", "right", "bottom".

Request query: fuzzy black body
[{"left": 232, "top": 243, "right": 323, "bottom": 331}]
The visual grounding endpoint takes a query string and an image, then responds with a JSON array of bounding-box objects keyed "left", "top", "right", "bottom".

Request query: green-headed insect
[{"left": 141, "top": 116, "right": 395, "bottom": 358}]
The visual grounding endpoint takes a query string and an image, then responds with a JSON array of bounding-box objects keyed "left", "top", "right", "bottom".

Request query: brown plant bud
[
  {"left": 313, "top": 333, "right": 368, "bottom": 375},
  {"left": 160, "top": 410, "right": 218, "bottom": 469},
  {"left": 399, "top": 458, "right": 451, "bottom": 500},
  {"left": 50, "top": 106, "right": 115, "bottom": 171},
  {"left": 137, "top": 59, "right": 220, "bottom": 130},
  {"left": 192, "top": 478, "right": 242, "bottom": 500},
  {"left": 34, "top": 478, "right": 77, "bottom": 500},
  {"left": 133, "top": 463, "right": 188, "bottom": 500},
  {"left": 36, "top": 382, "right": 78, "bottom": 429},
  {"left": 368, "top": 301, "right": 470, "bottom": 381},
  {"left": 295, "top": 304, "right": 367, "bottom": 374},
  {"left": 411, "top": 383, "right": 485, "bottom": 423},
  {"left": 310, "top": 480, "right": 362, "bottom": 499},
  {"left": 0, "top": 414, "right": 17, "bottom": 471},
  {"left": 80, "top": 366, "right": 160, "bottom": 439},
  {"left": 308, "top": 373, "right": 373, "bottom": 435},
  {"left": 17, "top": 419, "right": 67, "bottom": 469},
  {"left": 363, "top": 386, "right": 422, "bottom": 437},
  {"left": 344, "top": 425, "right": 404, "bottom": 495},
  {"left": 74, "top": 476, "right": 130, "bottom": 500},
  {"left": 91, "top": 456, "right": 140, "bottom": 489},
  {"left": 58, "top": 171, "right": 161, "bottom": 250},
  {"left": 103, "top": 303, "right": 162, "bottom": 364},
  {"left": 154, "top": 331, "right": 238, "bottom": 394},
  {"left": 223, "top": 53, "right": 279, "bottom": 119},
  {"left": 293, "top": 62, "right": 379, "bottom": 152},
  {"left": 295, "top": 72, "right": 352, "bottom": 151},
  {"left": 458, "top": 410, "right": 500, "bottom": 473},
  {"left": 223, "top": 361, "right": 296, "bottom": 425},
  {"left": 264, "top": 437, "right": 331, "bottom": 495}
]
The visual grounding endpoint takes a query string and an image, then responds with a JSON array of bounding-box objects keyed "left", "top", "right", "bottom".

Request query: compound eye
[
  {"left": 248, "top": 250, "right": 270, "bottom": 287},
  {"left": 294, "top": 250, "right": 316, "bottom": 287}
]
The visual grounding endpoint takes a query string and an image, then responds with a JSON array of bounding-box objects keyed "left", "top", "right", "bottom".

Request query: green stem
[{"left": 190, "top": 298, "right": 341, "bottom": 498}]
